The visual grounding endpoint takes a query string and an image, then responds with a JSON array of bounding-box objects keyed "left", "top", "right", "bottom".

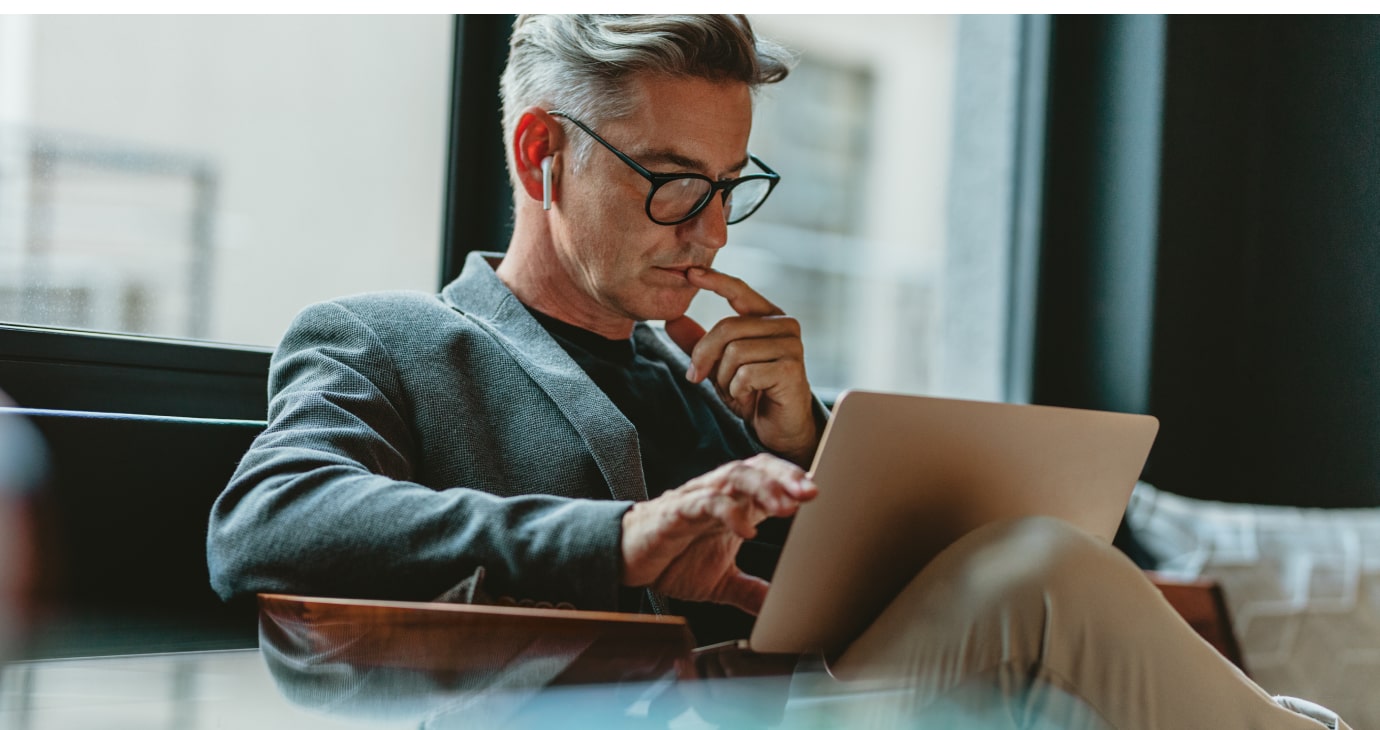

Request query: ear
[{"left": 513, "top": 107, "right": 563, "bottom": 207}]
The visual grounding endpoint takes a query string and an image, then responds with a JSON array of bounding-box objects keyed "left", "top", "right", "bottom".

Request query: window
[
  {"left": 685, "top": 15, "right": 1029, "bottom": 402},
  {"left": 0, "top": 15, "right": 1036, "bottom": 418},
  {"left": 0, "top": 15, "right": 452, "bottom": 347}
]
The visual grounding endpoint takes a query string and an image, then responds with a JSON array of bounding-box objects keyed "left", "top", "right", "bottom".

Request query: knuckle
[
  {"left": 713, "top": 318, "right": 744, "bottom": 339},
  {"left": 722, "top": 459, "right": 748, "bottom": 480},
  {"left": 721, "top": 339, "right": 745, "bottom": 364},
  {"left": 734, "top": 362, "right": 762, "bottom": 384},
  {"left": 696, "top": 331, "right": 729, "bottom": 359}
]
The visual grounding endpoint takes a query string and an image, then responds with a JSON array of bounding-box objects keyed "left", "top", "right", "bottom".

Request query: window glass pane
[
  {"left": 0, "top": 15, "right": 451, "bottom": 346},
  {"left": 688, "top": 15, "right": 1021, "bottom": 402}
]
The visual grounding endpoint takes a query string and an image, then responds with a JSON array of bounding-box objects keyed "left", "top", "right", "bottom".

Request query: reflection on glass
[
  {"left": 1, "top": 591, "right": 1107, "bottom": 729},
  {"left": 254, "top": 594, "right": 1107, "bottom": 729},
  {"left": 256, "top": 593, "right": 782, "bottom": 728}
]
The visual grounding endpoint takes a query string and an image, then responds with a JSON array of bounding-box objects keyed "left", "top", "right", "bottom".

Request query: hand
[
  {"left": 620, "top": 454, "right": 817, "bottom": 615},
  {"left": 664, "top": 267, "right": 821, "bottom": 466}
]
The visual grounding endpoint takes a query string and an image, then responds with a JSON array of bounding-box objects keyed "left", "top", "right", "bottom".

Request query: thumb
[
  {"left": 715, "top": 570, "right": 770, "bottom": 616},
  {"left": 664, "top": 315, "right": 707, "bottom": 356}
]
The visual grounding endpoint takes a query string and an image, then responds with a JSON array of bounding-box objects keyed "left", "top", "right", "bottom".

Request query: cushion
[{"left": 1126, "top": 482, "right": 1380, "bottom": 728}]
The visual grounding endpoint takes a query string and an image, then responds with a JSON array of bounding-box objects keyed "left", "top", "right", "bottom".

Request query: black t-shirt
[{"left": 527, "top": 307, "right": 789, "bottom": 645}]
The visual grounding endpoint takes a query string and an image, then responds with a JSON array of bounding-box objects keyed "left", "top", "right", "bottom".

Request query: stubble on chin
[
  {"left": 618, "top": 278, "right": 700, "bottom": 323},
  {"left": 653, "top": 288, "right": 701, "bottom": 322}
]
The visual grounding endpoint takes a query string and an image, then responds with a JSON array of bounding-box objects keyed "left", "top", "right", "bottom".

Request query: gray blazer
[{"left": 207, "top": 252, "right": 770, "bottom": 612}]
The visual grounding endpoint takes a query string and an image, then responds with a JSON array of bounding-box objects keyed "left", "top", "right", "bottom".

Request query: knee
[
  {"left": 834, "top": 517, "right": 1144, "bottom": 685},
  {"left": 942, "top": 516, "right": 1141, "bottom": 613}
]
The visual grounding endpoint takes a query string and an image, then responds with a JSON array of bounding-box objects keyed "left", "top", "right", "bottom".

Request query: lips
[{"left": 653, "top": 265, "right": 696, "bottom": 280}]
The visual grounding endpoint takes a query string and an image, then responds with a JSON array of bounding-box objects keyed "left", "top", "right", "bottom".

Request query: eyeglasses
[{"left": 549, "top": 111, "right": 780, "bottom": 226}]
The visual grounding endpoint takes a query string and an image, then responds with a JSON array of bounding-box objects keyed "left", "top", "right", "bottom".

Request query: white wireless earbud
[{"left": 541, "top": 156, "right": 554, "bottom": 210}]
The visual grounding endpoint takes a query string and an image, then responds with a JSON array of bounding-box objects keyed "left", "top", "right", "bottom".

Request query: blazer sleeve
[{"left": 206, "top": 300, "right": 631, "bottom": 610}]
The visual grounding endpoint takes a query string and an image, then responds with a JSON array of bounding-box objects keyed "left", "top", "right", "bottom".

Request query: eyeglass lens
[{"left": 650, "top": 176, "right": 772, "bottom": 224}]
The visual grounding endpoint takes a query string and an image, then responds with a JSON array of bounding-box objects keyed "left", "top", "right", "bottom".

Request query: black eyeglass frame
[{"left": 548, "top": 110, "right": 781, "bottom": 226}]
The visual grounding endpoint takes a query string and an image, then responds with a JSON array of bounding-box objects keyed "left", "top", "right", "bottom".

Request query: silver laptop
[{"left": 748, "top": 390, "right": 1159, "bottom": 657}]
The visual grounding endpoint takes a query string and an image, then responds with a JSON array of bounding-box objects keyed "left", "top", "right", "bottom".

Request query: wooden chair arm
[
  {"left": 1145, "top": 572, "right": 1247, "bottom": 673},
  {"left": 258, "top": 593, "right": 697, "bottom": 685}
]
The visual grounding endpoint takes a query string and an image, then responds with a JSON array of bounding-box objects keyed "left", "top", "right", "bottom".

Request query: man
[{"left": 209, "top": 15, "right": 1347, "bottom": 729}]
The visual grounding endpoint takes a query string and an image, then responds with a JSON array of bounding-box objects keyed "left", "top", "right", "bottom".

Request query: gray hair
[{"left": 499, "top": 14, "right": 795, "bottom": 182}]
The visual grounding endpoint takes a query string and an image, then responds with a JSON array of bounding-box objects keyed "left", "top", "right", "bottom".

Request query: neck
[{"left": 497, "top": 209, "right": 636, "bottom": 340}]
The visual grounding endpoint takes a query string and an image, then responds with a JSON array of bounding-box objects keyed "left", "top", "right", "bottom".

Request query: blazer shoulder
[
  {"left": 332, "top": 289, "right": 457, "bottom": 318},
  {"left": 287, "top": 290, "right": 475, "bottom": 333}
]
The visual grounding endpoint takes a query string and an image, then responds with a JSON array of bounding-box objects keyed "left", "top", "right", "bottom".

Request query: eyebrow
[{"left": 634, "top": 147, "right": 751, "bottom": 177}]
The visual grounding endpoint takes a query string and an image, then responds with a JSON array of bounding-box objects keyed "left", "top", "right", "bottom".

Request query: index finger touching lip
[{"left": 687, "top": 267, "right": 784, "bottom": 317}]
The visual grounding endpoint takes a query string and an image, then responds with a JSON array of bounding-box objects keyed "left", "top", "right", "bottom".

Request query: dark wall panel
[
  {"left": 442, "top": 14, "right": 516, "bottom": 284},
  {"left": 1032, "top": 15, "right": 1164, "bottom": 417},
  {"left": 1147, "top": 16, "right": 1380, "bottom": 507}
]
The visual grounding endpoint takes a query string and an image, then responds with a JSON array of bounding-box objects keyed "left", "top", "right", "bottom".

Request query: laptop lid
[{"left": 749, "top": 390, "right": 1159, "bottom": 657}]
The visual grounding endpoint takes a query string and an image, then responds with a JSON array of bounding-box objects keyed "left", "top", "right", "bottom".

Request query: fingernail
[{"left": 686, "top": 364, "right": 698, "bottom": 381}]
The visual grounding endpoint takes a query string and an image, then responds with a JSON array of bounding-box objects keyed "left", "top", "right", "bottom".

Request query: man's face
[{"left": 549, "top": 74, "right": 754, "bottom": 324}]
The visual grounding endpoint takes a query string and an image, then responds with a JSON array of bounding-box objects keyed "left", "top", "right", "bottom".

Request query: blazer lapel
[{"left": 441, "top": 253, "right": 649, "bottom": 504}]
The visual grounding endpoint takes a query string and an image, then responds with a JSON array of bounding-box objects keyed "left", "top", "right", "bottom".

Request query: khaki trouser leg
[{"left": 819, "top": 516, "right": 1347, "bottom": 730}]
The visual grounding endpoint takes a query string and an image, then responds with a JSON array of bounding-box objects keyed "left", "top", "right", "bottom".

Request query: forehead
[{"left": 601, "top": 74, "right": 754, "bottom": 173}]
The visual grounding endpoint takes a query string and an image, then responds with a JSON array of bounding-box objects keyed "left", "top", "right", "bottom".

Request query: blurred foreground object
[
  {"left": 10, "top": 409, "right": 262, "bottom": 658},
  {"left": 0, "top": 392, "right": 47, "bottom": 663}
]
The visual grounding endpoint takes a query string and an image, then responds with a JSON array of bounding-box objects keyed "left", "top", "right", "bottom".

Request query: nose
[{"left": 678, "top": 192, "right": 729, "bottom": 251}]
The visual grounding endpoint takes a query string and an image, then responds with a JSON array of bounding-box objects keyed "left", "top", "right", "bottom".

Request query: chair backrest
[{"left": 5, "top": 407, "right": 265, "bottom": 658}]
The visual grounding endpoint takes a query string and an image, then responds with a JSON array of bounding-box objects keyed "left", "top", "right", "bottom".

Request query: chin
[{"left": 626, "top": 291, "right": 696, "bottom": 323}]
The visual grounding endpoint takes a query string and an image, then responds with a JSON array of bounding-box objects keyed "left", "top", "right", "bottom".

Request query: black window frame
[{"left": 0, "top": 15, "right": 514, "bottom": 420}]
